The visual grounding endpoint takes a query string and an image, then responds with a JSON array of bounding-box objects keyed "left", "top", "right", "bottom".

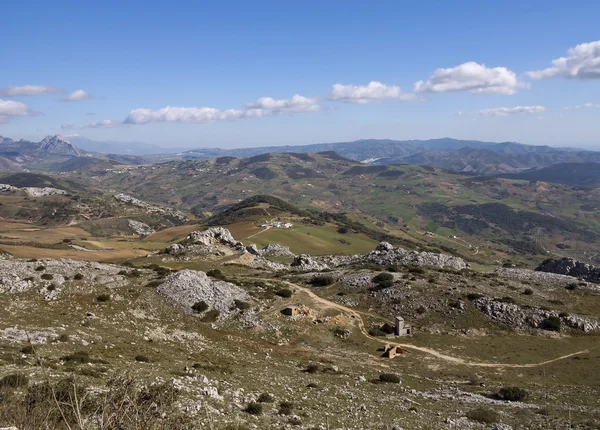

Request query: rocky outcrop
[
  {"left": 156, "top": 270, "right": 253, "bottom": 320},
  {"left": 261, "top": 243, "right": 294, "bottom": 257},
  {"left": 473, "top": 297, "right": 599, "bottom": 332},
  {"left": 0, "top": 183, "right": 67, "bottom": 196},
  {"left": 166, "top": 227, "right": 244, "bottom": 256},
  {"left": 128, "top": 219, "right": 155, "bottom": 237},
  {"left": 537, "top": 258, "right": 600, "bottom": 281},
  {"left": 245, "top": 243, "right": 295, "bottom": 257},
  {"left": 291, "top": 254, "right": 329, "bottom": 271},
  {"left": 0, "top": 258, "right": 130, "bottom": 296},
  {"left": 115, "top": 193, "right": 187, "bottom": 222},
  {"left": 322, "top": 242, "right": 468, "bottom": 270}
]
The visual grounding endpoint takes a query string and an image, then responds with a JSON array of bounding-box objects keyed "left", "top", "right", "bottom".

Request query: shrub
[
  {"left": 96, "top": 294, "right": 111, "bottom": 302},
  {"left": 191, "top": 300, "right": 209, "bottom": 313},
  {"left": 467, "top": 293, "right": 484, "bottom": 301},
  {"left": 275, "top": 289, "right": 293, "bottom": 298},
  {"left": 466, "top": 407, "right": 498, "bottom": 424},
  {"left": 73, "top": 273, "right": 84, "bottom": 280},
  {"left": 257, "top": 393, "right": 275, "bottom": 403},
  {"left": 523, "top": 288, "right": 534, "bottom": 295},
  {"left": 278, "top": 401, "right": 294, "bottom": 415},
  {"left": 135, "top": 355, "right": 150, "bottom": 363},
  {"left": 304, "top": 364, "right": 321, "bottom": 374},
  {"left": 40, "top": 273, "right": 53, "bottom": 280},
  {"left": 375, "top": 272, "right": 394, "bottom": 282},
  {"left": 200, "top": 309, "right": 220, "bottom": 322},
  {"left": 207, "top": 269, "right": 224, "bottom": 280},
  {"left": 47, "top": 284, "right": 56, "bottom": 292},
  {"left": 20, "top": 344, "right": 34, "bottom": 354},
  {"left": 0, "top": 372, "right": 28, "bottom": 388},
  {"left": 310, "top": 275, "right": 335, "bottom": 287},
  {"left": 337, "top": 227, "right": 349, "bottom": 234},
  {"left": 35, "top": 265, "right": 46, "bottom": 272},
  {"left": 559, "top": 311, "right": 570, "bottom": 318},
  {"left": 379, "top": 373, "right": 401, "bottom": 383},
  {"left": 57, "top": 334, "right": 70, "bottom": 343},
  {"left": 542, "top": 316, "right": 561, "bottom": 332},
  {"left": 408, "top": 267, "right": 424, "bottom": 274},
  {"left": 245, "top": 402, "right": 263, "bottom": 415},
  {"left": 234, "top": 300, "right": 251, "bottom": 310},
  {"left": 499, "top": 386, "right": 528, "bottom": 402},
  {"left": 62, "top": 351, "right": 91, "bottom": 364},
  {"left": 565, "top": 283, "right": 578, "bottom": 290},
  {"left": 377, "top": 279, "right": 394, "bottom": 288}
]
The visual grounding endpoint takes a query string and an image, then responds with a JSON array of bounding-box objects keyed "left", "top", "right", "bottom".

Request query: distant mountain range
[{"left": 2, "top": 134, "right": 600, "bottom": 187}]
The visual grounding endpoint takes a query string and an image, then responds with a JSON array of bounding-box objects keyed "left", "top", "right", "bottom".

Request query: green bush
[
  {"left": 408, "top": 267, "right": 424, "bottom": 274},
  {"left": 234, "top": 300, "right": 251, "bottom": 310},
  {"left": 207, "top": 269, "right": 225, "bottom": 280},
  {"left": 379, "top": 373, "right": 401, "bottom": 383},
  {"left": 304, "top": 364, "right": 321, "bottom": 374},
  {"left": 245, "top": 402, "right": 263, "bottom": 415},
  {"left": 135, "top": 355, "right": 151, "bottom": 363},
  {"left": 467, "top": 293, "right": 484, "bottom": 301},
  {"left": 96, "top": 294, "right": 111, "bottom": 302},
  {"left": 377, "top": 279, "right": 394, "bottom": 288},
  {"left": 499, "top": 386, "right": 529, "bottom": 402},
  {"left": 466, "top": 407, "right": 498, "bottom": 424},
  {"left": 40, "top": 273, "right": 53, "bottom": 280},
  {"left": 20, "top": 344, "right": 34, "bottom": 354},
  {"left": 275, "top": 289, "right": 293, "bottom": 298},
  {"left": 278, "top": 401, "right": 294, "bottom": 415},
  {"left": 191, "top": 301, "right": 209, "bottom": 313},
  {"left": 523, "top": 288, "right": 534, "bottom": 295},
  {"left": 73, "top": 273, "right": 84, "bottom": 280},
  {"left": 310, "top": 275, "right": 335, "bottom": 286},
  {"left": 35, "top": 265, "right": 46, "bottom": 272},
  {"left": 257, "top": 393, "right": 275, "bottom": 403},
  {"left": 542, "top": 316, "right": 561, "bottom": 332},
  {"left": 375, "top": 272, "right": 394, "bottom": 282}
]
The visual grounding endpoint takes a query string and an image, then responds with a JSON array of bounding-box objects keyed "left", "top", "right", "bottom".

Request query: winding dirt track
[{"left": 282, "top": 281, "right": 592, "bottom": 368}]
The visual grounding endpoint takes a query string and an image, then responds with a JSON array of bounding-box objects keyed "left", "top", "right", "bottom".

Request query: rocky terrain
[{"left": 537, "top": 257, "right": 600, "bottom": 281}]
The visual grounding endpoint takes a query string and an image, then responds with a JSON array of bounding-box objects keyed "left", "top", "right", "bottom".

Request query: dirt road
[{"left": 283, "top": 281, "right": 592, "bottom": 368}]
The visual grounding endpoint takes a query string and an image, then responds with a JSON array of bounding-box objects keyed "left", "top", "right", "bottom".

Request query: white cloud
[
  {"left": 564, "top": 102, "right": 600, "bottom": 110},
  {"left": 476, "top": 105, "right": 546, "bottom": 117},
  {"left": 0, "top": 99, "right": 33, "bottom": 123},
  {"left": 60, "top": 90, "right": 91, "bottom": 102},
  {"left": 124, "top": 106, "right": 245, "bottom": 124},
  {"left": 527, "top": 40, "right": 600, "bottom": 80},
  {"left": 125, "top": 94, "right": 320, "bottom": 124},
  {"left": 245, "top": 94, "right": 320, "bottom": 113},
  {"left": 414, "top": 61, "right": 526, "bottom": 95},
  {"left": 0, "top": 85, "right": 61, "bottom": 97},
  {"left": 62, "top": 119, "right": 117, "bottom": 130},
  {"left": 330, "top": 81, "right": 416, "bottom": 104}
]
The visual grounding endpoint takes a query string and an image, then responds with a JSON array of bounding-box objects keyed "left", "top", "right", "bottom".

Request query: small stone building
[
  {"left": 281, "top": 306, "right": 298, "bottom": 316},
  {"left": 395, "top": 316, "right": 412, "bottom": 336}
]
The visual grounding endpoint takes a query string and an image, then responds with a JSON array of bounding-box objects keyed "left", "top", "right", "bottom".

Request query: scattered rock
[
  {"left": 291, "top": 254, "right": 329, "bottom": 271},
  {"left": 128, "top": 219, "right": 155, "bottom": 237}
]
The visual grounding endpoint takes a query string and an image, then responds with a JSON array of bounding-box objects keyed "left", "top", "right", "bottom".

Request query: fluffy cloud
[
  {"left": 124, "top": 94, "right": 320, "bottom": 124},
  {"left": 60, "top": 90, "right": 91, "bottom": 102},
  {"left": 62, "top": 119, "right": 117, "bottom": 130},
  {"left": 0, "top": 85, "right": 61, "bottom": 97},
  {"left": 245, "top": 94, "right": 320, "bottom": 114},
  {"left": 330, "top": 81, "right": 415, "bottom": 103},
  {"left": 124, "top": 107, "right": 245, "bottom": 124},
  {"left": 528, "top": 40, "right": 600, "bottom": 79},
  {"left": 414, "top": 62, "right": 526, "bottom": 95},
  {"left": 0, "top": 99, "right": 33, "bottom": 123},
  {"left": 476, "top": 105, "right": 546, "bottom": 117}
]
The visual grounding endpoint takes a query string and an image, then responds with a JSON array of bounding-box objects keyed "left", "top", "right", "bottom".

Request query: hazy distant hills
[{"left": 499, "top": 162, "right": 600, "bottom": 188}]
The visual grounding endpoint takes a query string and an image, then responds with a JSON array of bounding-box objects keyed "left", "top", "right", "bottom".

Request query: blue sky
[{"left": 1, "top": 0, "right": 599, "bottom": 149}]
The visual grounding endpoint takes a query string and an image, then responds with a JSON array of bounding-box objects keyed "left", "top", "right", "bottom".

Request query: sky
[{"left": 1, "top": 0, "right": 600, "bottom": 149}]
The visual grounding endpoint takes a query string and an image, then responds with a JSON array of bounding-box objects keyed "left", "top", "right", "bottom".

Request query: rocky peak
[
  {"left": 39, "top": 134, "right": 80, "bottom": 157},
  {"left": 0, "top": 135, "right": 15, "bottom": 145}
]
